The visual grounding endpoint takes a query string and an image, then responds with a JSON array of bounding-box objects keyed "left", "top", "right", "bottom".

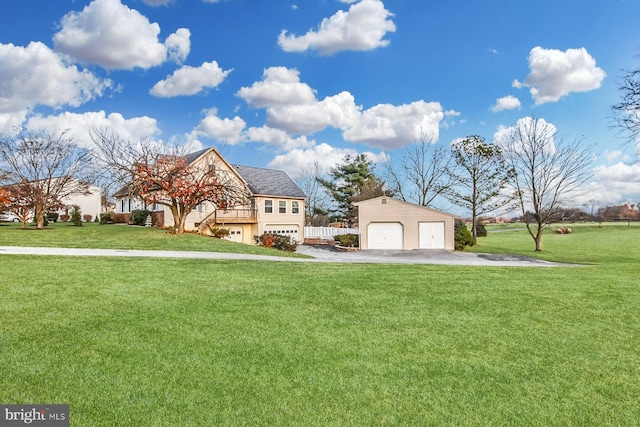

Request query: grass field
[{"left": 0, "top": 222, "right": 638, "bottom": 425}]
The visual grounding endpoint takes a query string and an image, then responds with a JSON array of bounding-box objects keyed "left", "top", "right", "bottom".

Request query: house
[
  {"left": 57, "top": 182, "right": 102, "bottom": 221},
  {"left": 1, "top": 178, "right": 101, "bottom": 222},
  {"left": 114, "top": 148, "right": 307, "bottom": 244},
  {"left": 355, "top": 196, "right": 457, "bottom": 250}
]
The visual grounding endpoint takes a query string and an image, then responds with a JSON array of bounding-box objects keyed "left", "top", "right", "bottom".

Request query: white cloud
[
  {"left": 238, "top": 66, "right": 443, "bottom": 149},
  {"left": 344, "top": 101, "right": 444, "bottom": 149},
  {"left": 278, "top": 0, "right": 396, "bottom": 55},
  {"left": 266, "top": 91, "right": 361, "bottom": 135},
  {"left": 24, "top": 111, "right": 160, "bottom": 149},
  {"left": 193, "top": 108, "right": 246, "bottom": 144},
  {"left": 245, "top": 126, "right": 315, "bottom": 151},
  {"left": 604, "top": 150, "right": 624, "bottom": 163},
  {"left": 236, "top": 67, "right": 316, "bottom": 107},
  {"left": 513, "top": 46, "right": 606, "bottom": 105},
  {"left": 267, "top": 142, "right": 388, "bottom": 178},
  {"left": 588, "top": 161, "right": 640, "bottom": 204},
  {"left": 165, "top": 28, "right": 191, "bottom": 64},
  {"left": 150, "top": 61, "right": 232, "bottom": 97},
  {"left": 491, "top": 95, "right": 521, "bottom": 112},
  {"left": 493, "top": 116, "right": 557, "bottom": 155},
  {"left": 53, "top": 0, "right": 190, "bottom": 69},
  {"left": 0, "top": 41, "right": 112, "bottom": 133}
]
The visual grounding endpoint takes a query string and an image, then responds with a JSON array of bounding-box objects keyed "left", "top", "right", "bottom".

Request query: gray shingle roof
[{"left": 232, "top": 165, "right": 306, "bottom": 199}]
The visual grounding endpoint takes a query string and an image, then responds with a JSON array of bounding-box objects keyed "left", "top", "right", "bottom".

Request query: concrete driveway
[
  {"left": 295, "top": 245, "right": 578, "bottom": 267},
  {"left": 0, "top": 245, "right": 580, "bottom": 267}
]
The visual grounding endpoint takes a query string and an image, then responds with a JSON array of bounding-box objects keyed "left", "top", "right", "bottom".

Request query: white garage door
[
  {"left": 368, "top": 222, "right": 403, "bottom": 249},
  {"left": 419, "top": 222, "right": 445, "bottom": 249},
  {"left": 264, "top": 225, "right": 301, "bottom": 243}
]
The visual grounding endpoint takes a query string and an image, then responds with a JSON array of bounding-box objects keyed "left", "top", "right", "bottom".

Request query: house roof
[
  {"left": 112, "top": 148, "right": 306, "bottom": 200},
  {"left": 232, "top": 165, "right": 306, "bottom": 199},
  {"left": 354, "top": 196, "right": 459, "bottom": 218}
]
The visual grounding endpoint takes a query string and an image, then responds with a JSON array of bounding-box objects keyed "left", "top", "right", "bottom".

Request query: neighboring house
[
  {"left": 1, "top": 178, "right": 101, "bottom": 222},
  {"left": 355, "top": 196, "right": 457, "bottom": 250},
  {"left": 57, "top": 182, "right": 102, "bottom": 221},
  {"left": 114, "top": 148, "right": 307, "bottom": 244}
]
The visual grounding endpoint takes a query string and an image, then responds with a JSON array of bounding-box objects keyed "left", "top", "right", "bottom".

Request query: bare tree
[
  {"left": 90, "top": 128, "right": 250, "bottom": 234},
  {"left": 500, "top": 117, "right": 593, "bottom": 251},
  {"left": 386, "top": 134, "right": 455, "bottom": 207},
  {"left": 0, "top": 130, "right": 91, "bottom": 229},
  {"left": 295, "top": 161, "right": 330, "bottom": 226},
  {"left": 612, "top": 67, "right": 640, "bottom": 144},
  {"left": 446, "top": 135, "right": 515, "bottom": 244}
]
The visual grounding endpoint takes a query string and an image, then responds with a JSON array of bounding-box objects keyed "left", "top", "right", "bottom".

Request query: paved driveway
[{"left": 0, "top": 245, "right": 580, "bottom": 267}]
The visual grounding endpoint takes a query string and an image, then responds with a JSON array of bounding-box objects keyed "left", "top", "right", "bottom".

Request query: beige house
[
  {"left": 355, "top": 196, "right": 457, "bottom": 250},
  {"left": 115, "top": 148, "right": 306, "bottom": 244}
]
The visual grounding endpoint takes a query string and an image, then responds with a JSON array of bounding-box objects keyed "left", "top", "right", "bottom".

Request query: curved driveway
[{"left": 0, "top": 245, "right": 579, "bottom": 267}]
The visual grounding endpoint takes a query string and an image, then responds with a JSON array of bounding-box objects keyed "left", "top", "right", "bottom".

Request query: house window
[
  {"left": 292, "top": 201, "right": 300, "bottom": 214},
  {"left": 279, "top": 201, "right": 287, "bottom": 214},
  {"left": 265, "top": 200, "right": 273, "bottom": 214}
]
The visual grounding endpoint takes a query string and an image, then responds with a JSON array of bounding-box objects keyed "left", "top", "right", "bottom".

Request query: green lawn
[
  {"left": 0, "top": 223, "right": 638, "bottom": 425},
  {"left": 0, "top": 222, "right": 305, "bottom": 257}
]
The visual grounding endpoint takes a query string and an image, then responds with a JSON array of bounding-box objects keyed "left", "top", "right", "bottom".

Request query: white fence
[{"left": 304, "top": 226, "right": 359, "bottom": 239}]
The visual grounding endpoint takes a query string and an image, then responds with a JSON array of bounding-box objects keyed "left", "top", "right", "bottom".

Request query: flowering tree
[
  {"left": 91, "top": 129, "right": 251, "bottom": 234},
  {"left": 0, "top": 130, "right": 91, "bottom": 229}
]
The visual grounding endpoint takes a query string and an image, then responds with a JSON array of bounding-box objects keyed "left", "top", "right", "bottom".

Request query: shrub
[
  {"left": 473, "top": 222, "right": 487, "bottom": 237},
  {"left": 71, "top": 205, "right": 82, "bottom": 227},
  {"left": 83, "top": 214, "right": 93, "bottom": 223},
  {"left": 208, "top": 226, "right": 230, "bottom": 239},
  {"left": 110, "top": 213, "right": 128, "bottom": 224},
  {"left": 99, "top": 213, "right": 112, "bottom": 224},
  {"left": 254, "top": 233, "right": 298, "bottom": 252},
  {"left": 334, "top": 233, "right": 359, "bottom": 247},
  {"left": 130, "top": 209, "right": 150, "bottom": 226},
  {"left": 46, "top": 212, "right": 59, "bottom": 222},
  {"left": 59, "top": 214, "right": 70, "bottom": 222},
  {"left": 454, "top": 220, "right": 473, "bottom": 250}
]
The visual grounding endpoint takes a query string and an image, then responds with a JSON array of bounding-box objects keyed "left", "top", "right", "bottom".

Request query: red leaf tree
[{"left": 91, "top": 129, "right": 250, "bottom": 234}]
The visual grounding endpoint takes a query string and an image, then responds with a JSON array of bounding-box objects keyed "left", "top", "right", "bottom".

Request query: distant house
[
  {"left": 1, "top": 178, "right": 101, "bottom": 222},
  {"left": 114, "top": 148, "right": 307, "bottom": 244},
  {"left": 355, "top": 196, "right": 457, "bottom": 250},
  {"left": 57, "top": 181, "right": 102, "bottom": 221}
]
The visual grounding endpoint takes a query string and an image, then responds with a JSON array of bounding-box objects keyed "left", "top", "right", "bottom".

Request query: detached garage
[{"left": 355, "top": 196, "right": 457, "bottom": 251}]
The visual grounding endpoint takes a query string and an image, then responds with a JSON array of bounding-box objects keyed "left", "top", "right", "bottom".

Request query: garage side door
[
  {"left": 419, "top": 222, "right": 445, "bottom": 249},
  {"left": 368, "top": 222, "right": 403, "bottom": 249}
]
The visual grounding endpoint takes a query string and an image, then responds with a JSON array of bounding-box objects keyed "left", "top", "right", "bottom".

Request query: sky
[{"left": 1, "top": 0, "right": 639, "bottom": 209}]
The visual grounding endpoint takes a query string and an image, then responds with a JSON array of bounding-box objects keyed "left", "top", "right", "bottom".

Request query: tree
[
  {"left": 446, "top": 135, "right": 515, "bottom": 244},
  {"left": 0, "top": 130, "right": 91, "bottom": 229},
  {"left": 612, "top": 67, "right": 640, "bottom": 144},
  {"left": 500, "top": 117, "right": 593, "bottom": 251},
  {"left": 317, "top": 154, "right": 384, "bottom": 226},
  {"left": 90, "top": 129, "right": 250, "bottom": 234},
  {"left": 295, "top": 161, "right": 331, "bottom": 226},
  {"left": 386, "top": 134, "right": 455, "bottom": 207}
]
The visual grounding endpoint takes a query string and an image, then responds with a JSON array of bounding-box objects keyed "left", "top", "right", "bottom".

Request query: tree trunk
[
  {"left": 534, "top": 232, "right": 543, "bottom": 252},
  {"left": 35, "top": 205, "right": 45, "bottom": 229}
]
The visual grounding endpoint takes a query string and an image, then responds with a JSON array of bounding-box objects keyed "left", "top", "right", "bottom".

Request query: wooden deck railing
[{"left": 214, "top": 209, "right": 258, "bottom": 223}]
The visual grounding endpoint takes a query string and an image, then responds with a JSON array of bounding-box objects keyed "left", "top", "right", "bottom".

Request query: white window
[
  {"left": 292, "top": 201, "right": 300, "bottom": 214},
  {"left": 279, "top": 201, "right": 287, "bottom": 214},
  {"left": 265, "top": 200, "right": 273, "bottom": 214}
]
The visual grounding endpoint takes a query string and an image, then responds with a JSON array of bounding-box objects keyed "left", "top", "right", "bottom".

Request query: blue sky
[{"left": 1, "top": 0, "right": 639, "bottom": 207}]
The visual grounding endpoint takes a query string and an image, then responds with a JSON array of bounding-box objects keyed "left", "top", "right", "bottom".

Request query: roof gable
[{"left": 355, "top": 196, "right": 458, "bottom": 218}]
